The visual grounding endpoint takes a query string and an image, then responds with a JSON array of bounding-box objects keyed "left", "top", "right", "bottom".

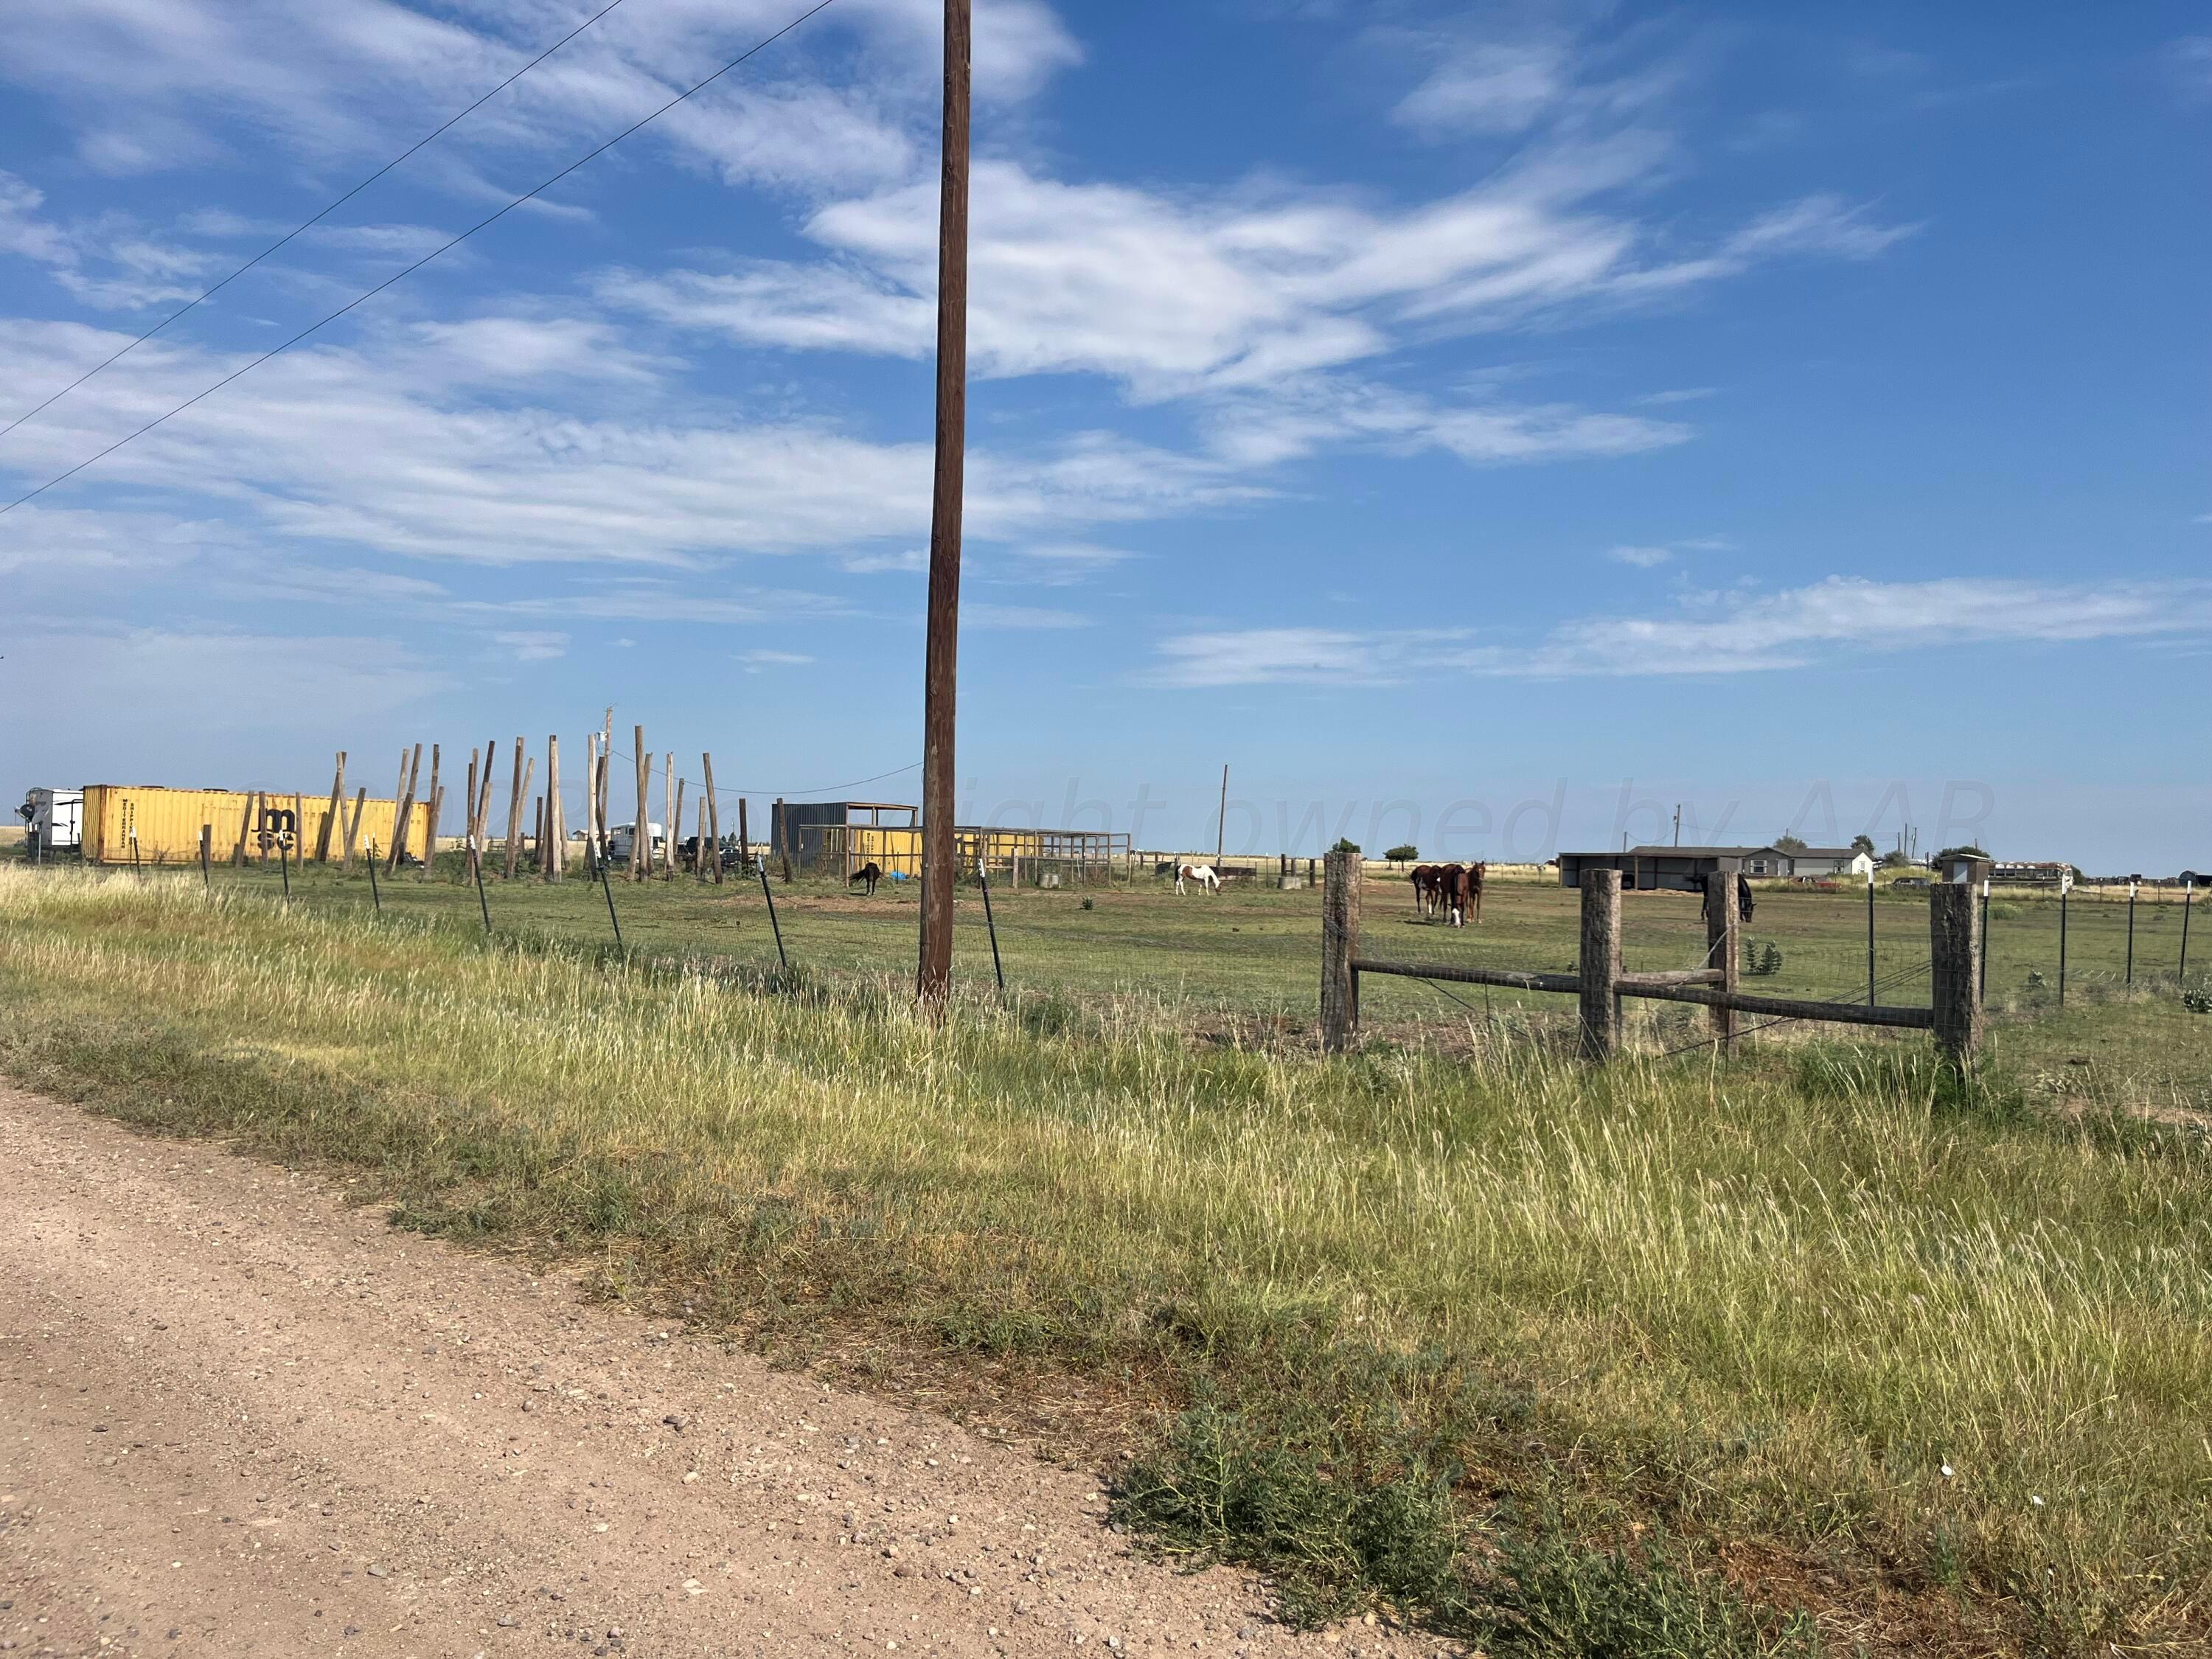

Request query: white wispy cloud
[
  {"left": 6, "top": 619, "right": 455, "bottom": 724},
  {"left": 1144, "top": 577, "right": 2212, "bottom": 686},
  {"left": 1394, "top": 40, "right": 1573, "bottom": 138},
  {"left": 1607, "top": 544, "right": 1673, "bottom": 567},
  {"left": 0, "top": 0, "right": 1079, "bottom": 187},
  {"left": 0, "top": 316, "right": 1261, "bottom": 572},
  {"left": 604, "top": 159, "right": 1908, "bottom": 406},
  {"left": 492, "top": 628, "right": 568, "bottom": 661}
]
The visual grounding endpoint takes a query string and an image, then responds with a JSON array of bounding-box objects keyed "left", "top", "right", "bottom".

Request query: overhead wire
[
  {"left": 0, "top": 0, "right": 643, "bottom": 440},
  {"left": 0, "top": 0, "right": 844, "bottom": 517}
]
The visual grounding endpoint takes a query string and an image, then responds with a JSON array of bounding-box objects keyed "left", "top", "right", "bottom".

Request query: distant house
[{"left": 1559, "top": 844, "right": 1874, "bottom": 891}]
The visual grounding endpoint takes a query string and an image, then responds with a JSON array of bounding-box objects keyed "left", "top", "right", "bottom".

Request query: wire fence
[{"left": 16, "top": 846, "right": 2205, "bottom": 1048}]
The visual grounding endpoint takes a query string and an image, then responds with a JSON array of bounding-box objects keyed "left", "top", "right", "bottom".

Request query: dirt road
[{"left": 0, "top": 1085, "right": 1441, "bottom": 1659}]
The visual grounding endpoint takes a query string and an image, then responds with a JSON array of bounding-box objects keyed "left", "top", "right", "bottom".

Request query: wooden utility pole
[
  {"left": 702, "top": 754, "right": 723, "bottom": 885},
  {"left": 1216, "top": 764, "right": 1228, "bottom": 868},
  {"left": 916, "top": 0, "right": 972, "bottom": 1013}
]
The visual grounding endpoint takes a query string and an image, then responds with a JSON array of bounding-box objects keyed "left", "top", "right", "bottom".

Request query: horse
[
  {"left": 849, "top": 860, "right": 883, "bottom": 897},
  {"left": 1175, "top": 862, "right": 1222, "bottom": 895},
  {"left": 1411, "top": 863, "right": 1439, "bottom": 917},
  {"left": 1434, "top": 862, "right": 1464, "bottom": 925},
  {"left": 1444, "top": 861, "right": 1486, "bottom": 927}
]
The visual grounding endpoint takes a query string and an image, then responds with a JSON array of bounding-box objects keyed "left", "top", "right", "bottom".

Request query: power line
[
  {"left": 0, "top": 0, "right": 642, "bottom": 442},
  {"left": 0, "top": 0, "right": 842, "bottom": 518}
]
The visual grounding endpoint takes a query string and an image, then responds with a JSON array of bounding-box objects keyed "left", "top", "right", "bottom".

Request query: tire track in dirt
[{"left": 0, "top": 1085, "right": 1450, "bottom": 1659}]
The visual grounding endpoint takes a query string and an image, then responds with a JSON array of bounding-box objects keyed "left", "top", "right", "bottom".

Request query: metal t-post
[{"left": 1867, "top": 872, "right": 1877, "bottom": 1006}]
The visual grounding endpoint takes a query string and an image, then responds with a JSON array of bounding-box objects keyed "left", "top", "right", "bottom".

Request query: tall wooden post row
[
  {"left": 702, "top": 753, "right": 722, "bottom": 885},
  {"left": 544, "top": 736, "right": 565, "bottom": 882},
  {"left": 503, "top": 737, "right": 526, "bottom": 880},
  {"left": 387, "top": 745, "right": 422, "bottom": 874},
  {"left": 632, "top": 726, "right": 650, "bottom": 881},
  {"left": 342, "top": 789, "right": 366, "bottom": 872},
  {"left": 318, "top": 752, "right": 346, "bottom": 862}
]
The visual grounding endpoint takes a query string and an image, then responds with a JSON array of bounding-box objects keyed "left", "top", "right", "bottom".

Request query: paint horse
[{"left": 1175, "top": 862, "right": 1222, "bottom": 895}]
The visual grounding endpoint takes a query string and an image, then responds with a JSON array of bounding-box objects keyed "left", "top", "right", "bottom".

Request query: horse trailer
[{"left": 16, "top": 789, "right": 83, "bottom": 860}]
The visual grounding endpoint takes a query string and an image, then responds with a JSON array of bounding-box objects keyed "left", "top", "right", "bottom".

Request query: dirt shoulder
[{"left": 0, "top": 1085, "right": 1440, "bottom": 1659}]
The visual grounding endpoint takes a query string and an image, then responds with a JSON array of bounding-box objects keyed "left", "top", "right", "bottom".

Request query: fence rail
[{"left": 1322, "top": 852, "right": 1979, "bottom": 1064}]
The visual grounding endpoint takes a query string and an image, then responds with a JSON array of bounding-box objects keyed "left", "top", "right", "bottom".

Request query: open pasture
[
  {"left": 2, "top": 860, "right": 2211, "bottom": 1654},
  {"left": 148, "top": 855, "right": 2212, "bottom": 1096}
]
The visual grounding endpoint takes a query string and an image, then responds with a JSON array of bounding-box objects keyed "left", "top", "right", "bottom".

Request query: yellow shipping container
[{"left": 80, "top": 785, "right": 434, "bottom": 866}]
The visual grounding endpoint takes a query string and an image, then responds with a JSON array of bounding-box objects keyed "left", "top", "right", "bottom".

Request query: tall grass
[{"left": 1, "top": 866, "right": 2206, "bottom": 1653}]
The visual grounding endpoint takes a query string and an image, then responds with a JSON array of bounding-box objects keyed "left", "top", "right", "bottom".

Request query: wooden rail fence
[{"left": 1320, "top": 852, "right": 1982, "bottom": 1065}]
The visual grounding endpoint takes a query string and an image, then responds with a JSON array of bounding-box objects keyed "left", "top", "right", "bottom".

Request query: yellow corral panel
[
  {"left": 846, "top": 824, "right": 921, "bottom": 876},
  {"left": 80, "top": 785, "right": 433, "bottom": 866}
]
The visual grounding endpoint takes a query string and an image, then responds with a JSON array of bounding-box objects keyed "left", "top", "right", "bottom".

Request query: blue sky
[{"left": 1, "top": 1, "right": 2205, "bottom": 869}]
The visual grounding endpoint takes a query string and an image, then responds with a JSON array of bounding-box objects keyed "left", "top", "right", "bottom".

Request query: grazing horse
[
  {"left": 1175, "top": 862, "right": 1222, "bottom": 895},
  {"left": 849, "top": 860, "right": 884, "bottom": 897}
]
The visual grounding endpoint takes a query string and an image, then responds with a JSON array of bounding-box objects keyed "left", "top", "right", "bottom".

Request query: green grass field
[
  {"left": 3, "top": 859, "right": 2209, "bottom": 1655},
  {"left": 132, "top": 852, "right": 2212, "bottom": 1095}
]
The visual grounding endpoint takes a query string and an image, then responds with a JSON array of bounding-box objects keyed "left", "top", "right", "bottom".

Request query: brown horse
[
  {"left": 1411, "top": 863, "right": 1439, "bottom": 917},
  {"left": 1441, "top": 861, "right": 1486, "bottom": 926}
]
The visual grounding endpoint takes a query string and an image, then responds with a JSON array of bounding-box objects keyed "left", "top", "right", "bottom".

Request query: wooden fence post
[
  {"left": 544, "top": 736, "right": 565, "bottom": 882},
  {"left": 464, "top": 751, "right": 479, "bottom": 879},
  {"left": 387, "top": 745, "right": 422, "bottom": 873},
  {"left": 632, "top": 726, "right": 650, "bottom": 882},
  {"left": 663, "top": 753, "right": 676, "bottom": 878},
  {"left": 199, "top": 824, "right": 212, "bottom": 888},
  {"left": 1704, "top": 871, "right": 1739, "bottom": 1046},
  {"left": 737, "top": 796, "right": 750, "bottom": 876},
  {"left": 342, "top": 788, "right": 366, "bottom": 872},
  {"left": 1930, "top": 882, "right": 1983, "bottom": 1068},
  {"left": 317, "top": 752, "right": 346, "bottom": 861},
  {"left": 503, "top": 737, "right": 526, "bottom": 880},
  {"left": 672, "top": 777, "right": 686, "bottom": 877},
  {"left": 1321, "top": 846, "right": 1361, "bottom": 1052},
  {"left": 1579, "top": 867, "right": 1623, "bottom": 1061},
  {"left": 702, "top": 753, "right": 723, "bottom": 885},
  {"left": 474, "top": 734, "right": 497, "bottom": 858}
]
